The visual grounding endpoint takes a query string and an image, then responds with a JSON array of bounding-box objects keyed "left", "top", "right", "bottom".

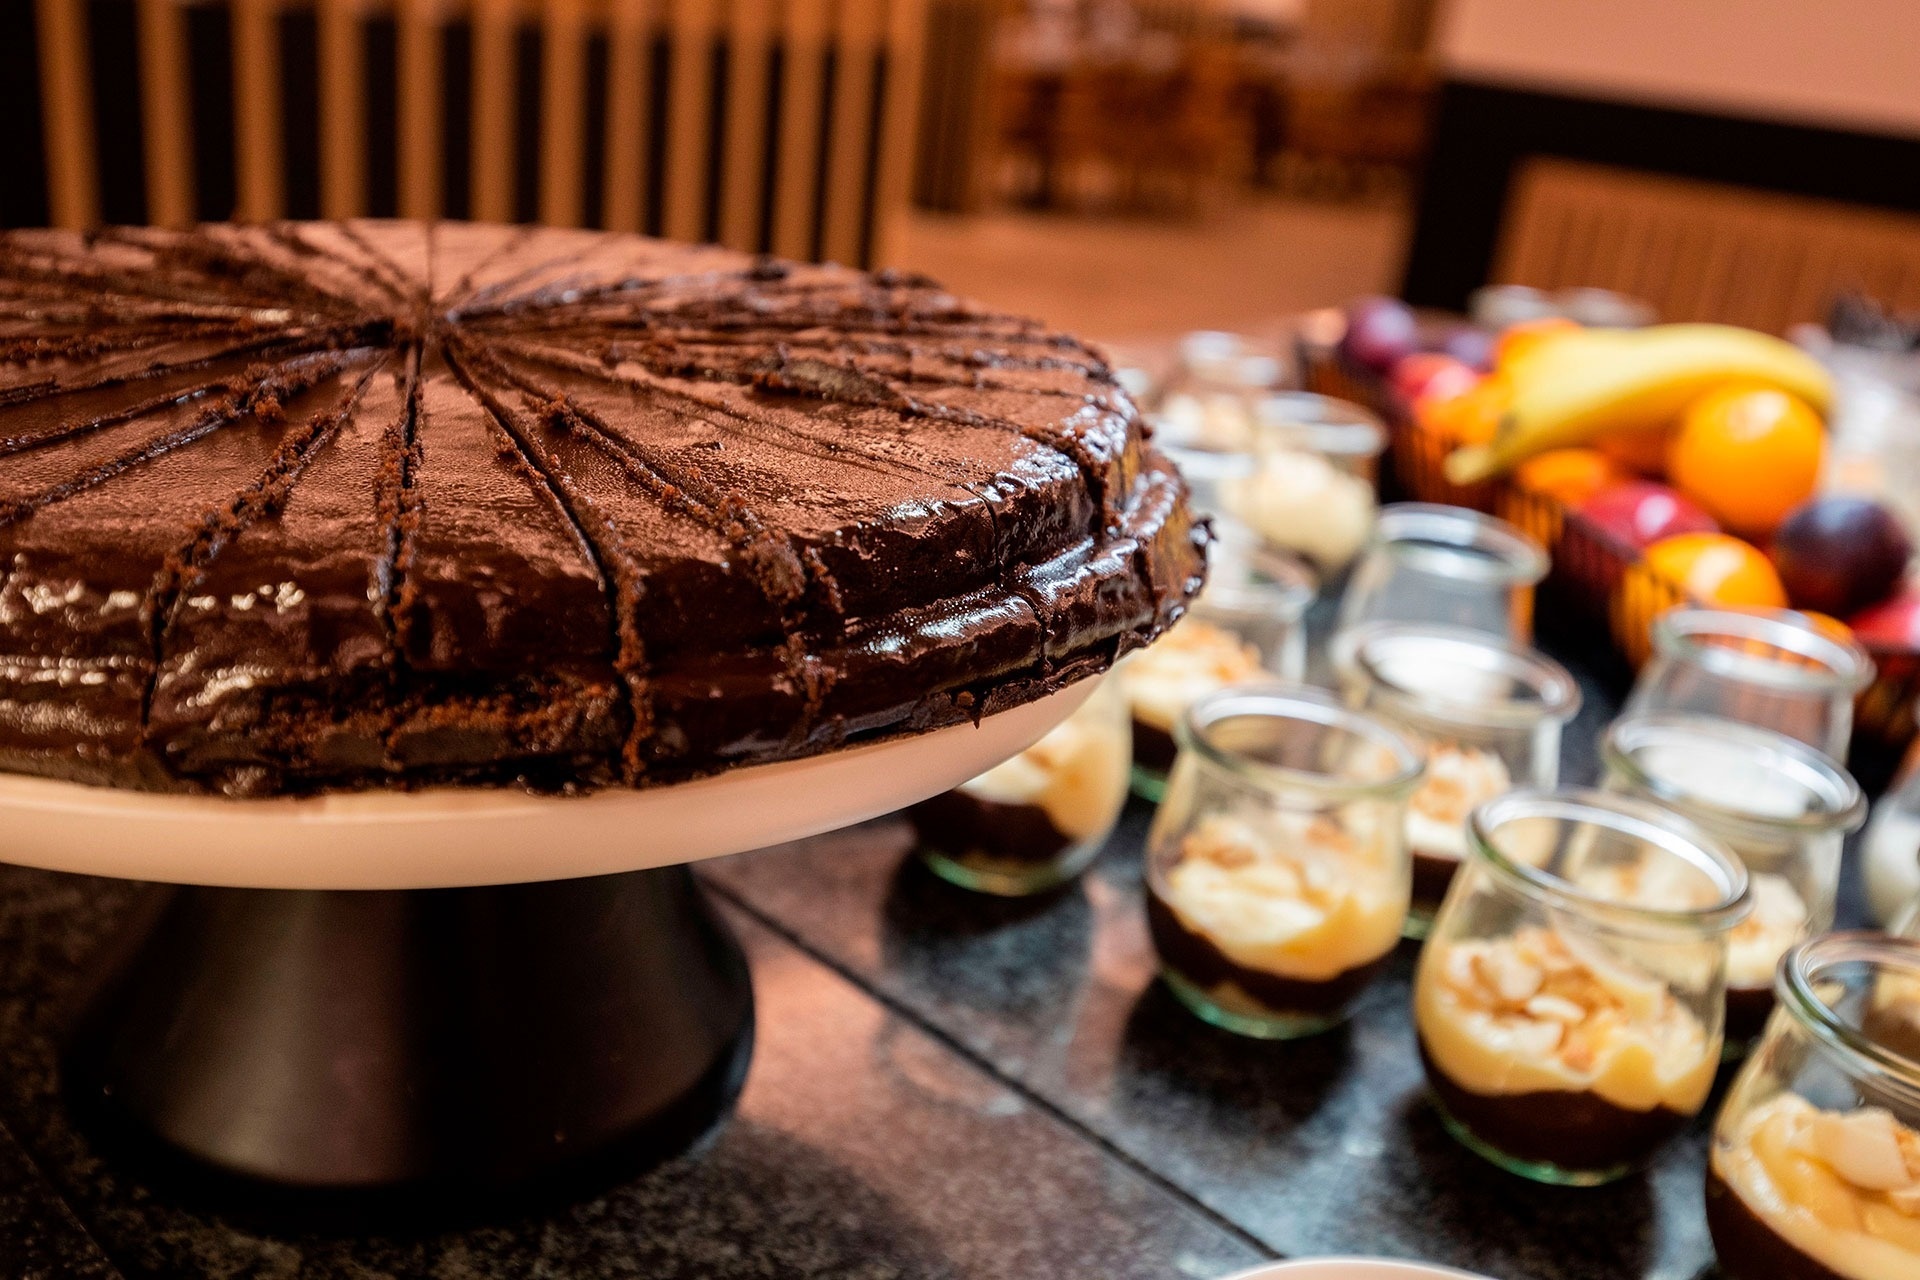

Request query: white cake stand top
[{"left": 0, "top": 679, "right": 1097, "bottom": 891}]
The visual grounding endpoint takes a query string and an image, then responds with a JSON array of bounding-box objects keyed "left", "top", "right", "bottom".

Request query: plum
[
  {"left": 1431, "top": 322, "right": 1496, "bottom": 372},
  {"left": 1339, "top": 296, "right": 1418, "bottom": 375},
  {"left": 1775, "top": 496, "right": 1913, "bottom": 615},
  {"left": 1577, "top": 481, "right": 1718, "bottom": 550}
]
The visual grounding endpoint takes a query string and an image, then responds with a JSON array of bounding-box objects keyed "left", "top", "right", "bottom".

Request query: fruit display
[
  {"left": 1310, "top": 297, "right": 1920, "bottom": 768},
  {"left": 1441, "top": 323, "right": 1832, "bottom": 486}
]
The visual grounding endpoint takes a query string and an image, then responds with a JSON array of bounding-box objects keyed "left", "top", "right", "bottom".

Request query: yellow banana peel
[{"left": 1443, "top": 324, "right": 1831, "bottom": 486}]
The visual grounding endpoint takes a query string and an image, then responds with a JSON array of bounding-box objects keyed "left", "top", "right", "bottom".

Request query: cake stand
[{"left": 1, "top": 680, "right": 1096, "bottom": 1222}]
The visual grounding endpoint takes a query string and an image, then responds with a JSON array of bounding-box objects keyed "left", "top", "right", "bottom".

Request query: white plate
[
  {"left": 0, "top": 679, "right": 1096, "bottom": 891},
  {"left": 1222, "top": 1261, "right": 1494, "bottom": 1280}
]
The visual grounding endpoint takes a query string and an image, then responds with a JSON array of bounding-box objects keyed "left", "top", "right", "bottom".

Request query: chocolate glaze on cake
[
  {"left": 1705, "top": 1165, "right": 1851, "bottom": 1280},
  {"left": 1146, "top": 889, "right": 1391, "bottom": 1016},
  {"left": 0, "top": 222, "right": 1204, "bottom": 795},
  {"left": 1417, "top": 1040, "right": 1693, "bottom": 1171}
]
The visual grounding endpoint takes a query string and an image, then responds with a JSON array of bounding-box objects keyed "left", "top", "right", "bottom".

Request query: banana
[{"left": 1443, "top": 324, "right": 1832, "bottom": 485}]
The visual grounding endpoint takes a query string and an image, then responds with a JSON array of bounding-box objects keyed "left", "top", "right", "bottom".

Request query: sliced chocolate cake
[{"left": 0, "top": 222, "right": 1203, "bottom": 795}]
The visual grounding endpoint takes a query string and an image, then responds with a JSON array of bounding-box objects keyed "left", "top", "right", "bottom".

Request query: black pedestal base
[{"left": 60, "top": 865, "right": 753, "bottom": 1225}]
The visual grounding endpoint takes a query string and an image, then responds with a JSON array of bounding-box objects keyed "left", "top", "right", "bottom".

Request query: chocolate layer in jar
[
  {"left": 1148, "top": 813, "right": 1404, "bottom": 1020},
  {"left": 910, "top": 691, "right": 1130, "bottom": 875},
  {"left": 1705, "top": 1166, "right": 1852, "bottom": 1280},
  {"left": 1726, "top": 985, "right": 1779, "bottom": 1046},
  {"left": 1146, "top": 891, "right": 1392, "bottom": 1016},
  {"left": 1418, "top": 1042, "right": 1695, "bottom": 1170},
  {"left": 1411, "top": 852, "right": 1461, "bottom": 914},
  {"left": 1132, "top": 720, "right": 1180, "bottom": 774},
  {"left": 909, "top": 790, "right": 1073, "bottom": 867},
  {"left": 0, "top": 222, "right": 1205, "bottom": 796}
]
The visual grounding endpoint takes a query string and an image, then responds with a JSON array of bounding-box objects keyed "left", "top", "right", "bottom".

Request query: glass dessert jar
[
  {"left": 1118, "top": 549, "right": 1317, "bottom": 802},
  {"left": 1414, "top": 788, "right": 1751, "bottom": 1185},
  {"left": 1334, "top": 504, "right": 1548, "bottom": 651},
  {"left": 909, "top": 677, "right": 1132, "bottom": 896},
  {"left": 1145, "top": 685, "right": 1424, "bottom": 1039},
  {"left": 1866, "top": 742, "right": 1920, "bottom": 928},
  {"left": 1622, "top": 607, "right": 1874, "bottom": 763},
  {"left": 1335, "top": 624, "right": 1582, "bottom": 938},
  {"left": 1602, "top": 713, "right": 1866, "bottom": 1052},
  {"left": 1706, "top": 932, "right": 1920, "bottom": 1280},
  {"left": 1150, "top": 330, "right": 1287, "bottom": 455},
  {"left": 1223, "top": 392, "right": 1386, "bottom": 574}
]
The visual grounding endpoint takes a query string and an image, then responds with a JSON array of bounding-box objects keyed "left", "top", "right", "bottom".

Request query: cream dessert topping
[
  {"left": 1416, "top": 925, "right": 1718, "bottom": 1113},
  {"left": 1405, "top": 744, "right": 1512, "bottom": 863},
  {"left": 1715, "top": 1094, "right": 1920, "bottom": 1280},
  {"left": 1577, "top": 859, "right": 1810, "bottom": 992},
  {"left": 1161, "top": 813, "right": 1406, "bottom": 983},
  {"left": 1226, "top": 447, "right": 1376, "bottom": 571},
  {"left": 960, "top": 702, "right": 1130, "bottom": 841},
  {"left": 1119, "top": 619, "right": 1265, "bottom": 734},
  {"left": 1728, "top": 874, "right": 1813, "bottom": 989}
]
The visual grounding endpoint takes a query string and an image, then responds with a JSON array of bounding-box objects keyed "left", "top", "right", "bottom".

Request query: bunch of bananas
[{"left": 1442, "top": 324, "right": 1832, "bottom": 486}]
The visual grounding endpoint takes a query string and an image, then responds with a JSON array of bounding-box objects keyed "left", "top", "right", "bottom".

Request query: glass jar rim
[
  {"left": 1197, "top": 536, "right": 1318, "bottom": 621},
  {"left": 1336, "top": 622, "right": 1582, "bottom": 730},
  {"left": 1602, "top": 712, "right": 1867, "bottom": 837},
  {"left": 1370, "top": 503, "right": 1549, "bottom": 587},
  {"left": 1175, "top": 683, "right": 1425, "bottom": 801},
  {"left": 1160, "top": 440, "right": 1259, "bottom": 477},
  {"left": 1778, "top": 932, "right": 1920, "bottom": 1105},
  {"left": 1652, "top": 607, "right": 1875, "bottom": 696},
  {"left": 1465, "top": 787, "right": 1752, "bottom": 935},
  {"left": 1252, "top": 391, "right": 1387, "bottom": 458}
]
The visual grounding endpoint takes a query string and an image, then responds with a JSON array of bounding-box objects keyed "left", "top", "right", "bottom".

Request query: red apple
[
  {"left": 1390, "top": 353, "right": 1478, "bottom": 406},
  {"left": 1577, "top": 481, "right": 1719, "bottom": 551},
  {"left": 1849, "top": 587, "right": 1920, "bottom": 649}
]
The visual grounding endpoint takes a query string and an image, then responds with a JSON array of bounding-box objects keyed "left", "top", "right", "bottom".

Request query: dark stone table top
[{"left": 0, "top": 617, "right": 1871, "bottom": 1279}]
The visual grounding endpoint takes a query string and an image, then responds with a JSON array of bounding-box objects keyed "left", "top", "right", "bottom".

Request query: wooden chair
[
  {"left": 15, "top": 0, "right": 929, "bottom": 267},
  {"left": 1495, "top": 158, "right": 1920, "bottom": 333}
]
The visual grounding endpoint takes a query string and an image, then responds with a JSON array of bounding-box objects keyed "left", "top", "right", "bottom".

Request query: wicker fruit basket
[{"left": 1304, "top": 349, "right": 1920, "bottom": 782}]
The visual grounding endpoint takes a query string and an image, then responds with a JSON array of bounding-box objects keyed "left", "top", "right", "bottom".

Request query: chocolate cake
[{"left": 0, "top": 221, "right": 1203, "bottom": 796}]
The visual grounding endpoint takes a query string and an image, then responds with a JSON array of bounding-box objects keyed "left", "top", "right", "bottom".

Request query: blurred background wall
[
  {"left": 4, "top": 0, "right": 1918, "bottom": 344},
  {"left": 1439, "top": 0, "right": 1920, "bottom": 136}
]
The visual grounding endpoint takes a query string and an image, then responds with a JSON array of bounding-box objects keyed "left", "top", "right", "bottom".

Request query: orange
[
  {"left": 1514, "top": 448, "right": 1624, "bottom": 507},
  {"left": 1642, "top": 533, "right": 1788, "bottom": 608},
  {"left": 1418, "top": 376, "right": 1508, "bottom": 446},
  {"left": 1493, "top": 317, "right": 1581, "bottom": 370},
  {"left": 1597, "top": 428, "right": 1674, "bottom": 478},
  {"left": 1667, "top": 385, "right": 1824, "bottom": 537}
]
